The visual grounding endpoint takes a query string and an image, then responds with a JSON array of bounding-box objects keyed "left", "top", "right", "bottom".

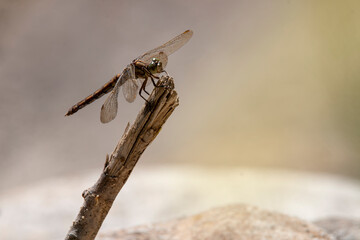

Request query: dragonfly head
[{"left": 147, "top": 58, "right": 164, "bottom": 75}]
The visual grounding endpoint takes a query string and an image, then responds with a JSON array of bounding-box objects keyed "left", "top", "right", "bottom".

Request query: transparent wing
[
  {"left": 100, "top": 64, "right": 136, "bottom": 123},
  {"left": 122, "top": 63, "right": 138, "bottom": 103},
  {"left": 158, "top": 51, "right": 168, "bottom": 69},
  {"left": 122, "top": 78, "right": 139, "bottom": 103},
  {"left": 100, "top": 85, "right": 119, "bottom": 123},
  {"left": 99, "top": 66, "right": 129, "bottom": 123},
  {"left": 136, "top": 30, "right": 193, "bottom": 68}
]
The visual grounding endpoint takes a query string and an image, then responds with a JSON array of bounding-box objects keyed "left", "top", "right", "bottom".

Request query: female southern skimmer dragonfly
[{"left": 65, "top": 30, "right": 193, "bottom": 123}]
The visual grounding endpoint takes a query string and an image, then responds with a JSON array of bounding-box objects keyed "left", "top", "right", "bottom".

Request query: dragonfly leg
[
  {"left": 140, "top": 66, "right": 163, "bottom": 88},
  {"left": 143, "top": 81, "right": 150, "bottom": 95},
  {"left": 151, "top": 76, "right": 167, "bottom": 88},
  {"left": 139, "top": 78, "right": 149, "bottom": 102},
  {"left": 150, "top": 76, "right": 158, "bottom": 87},
  {"left": 144, "top": 88, "right": 150, "bottom": 95}
]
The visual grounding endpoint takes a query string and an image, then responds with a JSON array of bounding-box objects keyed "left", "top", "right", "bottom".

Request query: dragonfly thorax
[{"left": 147, "top": 58, "right": 163, "bottom": 75}]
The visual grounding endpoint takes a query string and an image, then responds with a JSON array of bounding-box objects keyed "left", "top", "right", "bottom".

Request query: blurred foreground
[{"left": 1, "top": 165, "right": 359, "bottom": 240}]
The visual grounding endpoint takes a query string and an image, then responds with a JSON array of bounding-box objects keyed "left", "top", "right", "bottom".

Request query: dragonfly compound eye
[
  {"left": 148, "top": 58, "right": 162, "bottom": 74},
  {"left": 157, "top": 61, "right": 163, "bottom": 72}
]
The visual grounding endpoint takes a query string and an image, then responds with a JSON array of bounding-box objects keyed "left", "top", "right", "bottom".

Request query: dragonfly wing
[
  {"left": 100, "top": 86, "right": 119, "bottom": 123},
  {"left": 100, "top": 64, "right": 137, "bottom": 123},
  {"left": 158, "top": 51, "right": 168, "bottom": 69},
  {"left": 122, "top": 63, "right": 139, "bottom": 103},
  {"left": 122, "top": 78, "right": 139, "bottom": 103},
  {"left": 136, "top": 30, "right": 193, "bottom": 68},
  {"left": 99, "top": 69, "right": 130, "bottom": 123}
]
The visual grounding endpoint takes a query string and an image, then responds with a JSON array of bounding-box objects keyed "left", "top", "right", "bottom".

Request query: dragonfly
[{"left": 65, "top": 30, "right": 193, "bottom": 123}]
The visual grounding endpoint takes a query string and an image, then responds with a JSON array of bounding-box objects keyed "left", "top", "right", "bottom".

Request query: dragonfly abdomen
[{"left": 65, "top": 74, "right": 120, "bottom": 116}]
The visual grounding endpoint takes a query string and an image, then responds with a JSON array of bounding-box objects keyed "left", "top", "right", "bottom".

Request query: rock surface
[
  {"left": 1, "top": 167, "right": 360, "bottom": 240},
  {"left": 315, "top": 218, "right": 360, "bottom": 240},
  {"left": 101, "top": 204, "right": 333, "bottom": 240}
]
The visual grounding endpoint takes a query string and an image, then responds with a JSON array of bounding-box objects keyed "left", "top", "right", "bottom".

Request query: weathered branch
[{"left": 65, "top": 76, "right": 179, "bottom": 240}]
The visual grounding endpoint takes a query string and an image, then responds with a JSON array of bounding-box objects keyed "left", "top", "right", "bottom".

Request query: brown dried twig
[{"left": 65, "top": 76, "right": 179, "bottom": 240}]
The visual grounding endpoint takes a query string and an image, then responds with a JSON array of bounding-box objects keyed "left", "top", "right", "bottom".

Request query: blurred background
[{"left": 0, "top": 0, "right": 360, "bottom": 239}]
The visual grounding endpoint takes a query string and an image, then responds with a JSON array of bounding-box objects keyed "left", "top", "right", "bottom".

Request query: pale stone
[{"left": 101, "top": 204, "right": 333, "bottom": 240}]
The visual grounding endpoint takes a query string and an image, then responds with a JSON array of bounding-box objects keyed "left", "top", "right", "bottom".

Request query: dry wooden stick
[{"left": 65, "top": 76, "right": 179, "bottom": 240}]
